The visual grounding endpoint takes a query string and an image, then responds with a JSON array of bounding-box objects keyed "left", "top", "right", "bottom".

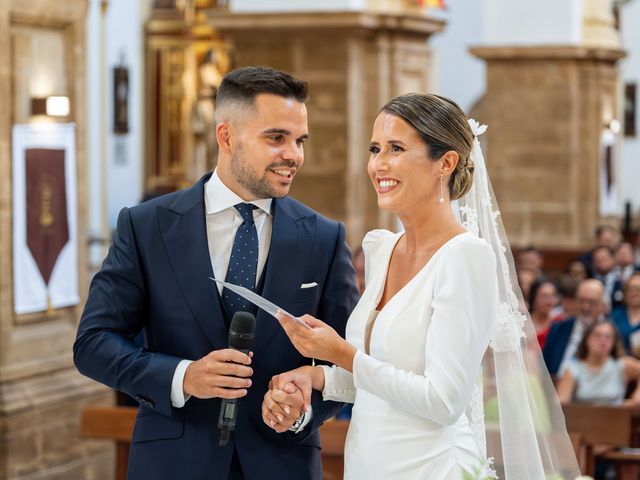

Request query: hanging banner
[
  {"left": 26, "top": 148, "right": 70, "bottom": 286},
  {"left": 12, "top": 123, "right": 79, "bottom": 315}
]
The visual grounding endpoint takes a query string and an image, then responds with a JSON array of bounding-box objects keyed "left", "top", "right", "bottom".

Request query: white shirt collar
[{"left": 205, "top": 169, "right": 272, "bottom": 216}]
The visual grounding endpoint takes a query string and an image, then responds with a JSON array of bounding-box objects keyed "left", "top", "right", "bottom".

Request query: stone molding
[
  {"left": 471, "top": 45, "right": 625, "bottom": 62},
  {"left": 206, "top": 9, "right": 445, "bottom": 36}
]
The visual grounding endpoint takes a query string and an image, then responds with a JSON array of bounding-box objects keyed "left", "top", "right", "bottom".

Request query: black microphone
[{"left": 218, "top": 311, "right": 256, "bottom": 447}]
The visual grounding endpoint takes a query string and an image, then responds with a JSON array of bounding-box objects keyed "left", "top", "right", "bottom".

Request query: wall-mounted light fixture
[{"left": 31, "top": 96, "right": 70, "bottom": 117}]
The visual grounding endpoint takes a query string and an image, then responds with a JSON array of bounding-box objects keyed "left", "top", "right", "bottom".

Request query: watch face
[{"left": 292, "top": 412, "right": 305, "bottom": 430}]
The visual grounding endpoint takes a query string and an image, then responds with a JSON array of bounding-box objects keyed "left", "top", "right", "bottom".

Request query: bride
[{"left": 263, "top": 93, "right": 580, "bottom": 479}]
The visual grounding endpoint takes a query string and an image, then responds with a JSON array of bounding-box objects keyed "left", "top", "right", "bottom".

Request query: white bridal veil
[{"left": 456, "top": 120, "right": 581, "bottom": 479}]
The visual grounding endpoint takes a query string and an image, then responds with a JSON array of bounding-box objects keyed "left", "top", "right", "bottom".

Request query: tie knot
[{"left": 234, "top": 203, "right": 257, "bottom": 224}]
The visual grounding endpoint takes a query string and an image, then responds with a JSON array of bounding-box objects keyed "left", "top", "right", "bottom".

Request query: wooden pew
[
  {"left": 80, "top": 406, "right": 136, "bottom": 480},
  {"left": 562, "top": 403, "right": 640, "bottom": 476},
  {"left": 80, "top": 406, "right": 349, "bottom": 480},
  {"left": 318, "top": 419, "right": 349, "bottom": 479}
]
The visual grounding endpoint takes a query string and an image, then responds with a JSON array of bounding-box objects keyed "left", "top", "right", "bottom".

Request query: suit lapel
[
  {"left": 253, "top": 198, "right": 314, "bottom": 360},
  {"left": 158, "top": 174, "right": 228, "bottom": 349}
]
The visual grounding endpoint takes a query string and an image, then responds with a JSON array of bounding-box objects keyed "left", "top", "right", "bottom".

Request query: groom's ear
[{"left": 216, "top": 121, "right": 233, "bottom": 152}]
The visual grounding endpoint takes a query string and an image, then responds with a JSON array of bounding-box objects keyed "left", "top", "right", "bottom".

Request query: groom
[{"left": 74, "top": 66, "right": 359, "bottom": 479}]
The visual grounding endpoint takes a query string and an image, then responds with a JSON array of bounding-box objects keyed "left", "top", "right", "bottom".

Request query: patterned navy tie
[{"left": 222, "top": 203, "right": 259, "bottom": 317}]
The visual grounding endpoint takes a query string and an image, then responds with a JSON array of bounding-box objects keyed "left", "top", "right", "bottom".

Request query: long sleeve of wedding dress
[
  {"left": 351, "top": 238, "right": 498, "bottom": 425},
  {"left": 321, "top": 364, "right": 356, "bottom": 402}
]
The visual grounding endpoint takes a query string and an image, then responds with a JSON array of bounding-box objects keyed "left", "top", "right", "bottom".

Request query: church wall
[
  {"left": 620, "top": 0, "right": 640, "bottom": 219},
  {"left": 483, "top": 0, "right": 582, "bottom": 46},
  {"left": 0, "top": 1, "right": 114, "bottom": 478}
]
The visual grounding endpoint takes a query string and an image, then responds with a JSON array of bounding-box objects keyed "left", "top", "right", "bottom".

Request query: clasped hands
[
  {"left": 182, "top": 313, "right": 355, "bottom": 433},
  {"left": 262, "top": 372, "right": 310, "bottom": 433},
  {"left": 181, "top": 348, "right": 305, "bottom": 432},
  {"left": 262, "top": 312, "right": 356, "bottom": 433}
]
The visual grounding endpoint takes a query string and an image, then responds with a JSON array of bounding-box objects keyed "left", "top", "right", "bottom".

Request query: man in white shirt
[
  {"left": 543, "top": 279, "right": 606, "bottom": 377},
  {"left": 74, "top": 66, "right": 359, "bottom": 480}
]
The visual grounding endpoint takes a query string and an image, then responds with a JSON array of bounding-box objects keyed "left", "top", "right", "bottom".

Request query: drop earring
[{"left": 439, "top": 173, "right": 445, "bottom": 203}]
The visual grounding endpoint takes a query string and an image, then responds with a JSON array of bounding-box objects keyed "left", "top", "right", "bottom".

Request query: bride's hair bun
[{"left": 450, "top": 157, "right": 474, "bottom": 200}]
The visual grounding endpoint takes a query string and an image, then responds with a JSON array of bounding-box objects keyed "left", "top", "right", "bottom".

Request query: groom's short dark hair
[{"left": 216, "top": 66, "right": 308, "bottom": 114}]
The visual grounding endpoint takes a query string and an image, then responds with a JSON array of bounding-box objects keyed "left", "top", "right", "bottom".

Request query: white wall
[
  {"left": 230, "top": 0, "right": 366, "bottom": 12},
  {"left": 87, "top": 0, "right": 151, "bottom": 255},
  {"left": 482, "top": 0, "right": 582, "bottom": 46},
  {"left": 86, "top": 0, "right": 104, "bottom": 265},
  {"left": 105, "top": 0, "right": 149, "bottom": 229},
  {"left": 620, "top": 0, "right": 640, "bottom": 212},
  {"left": 429, "top": 3, "right": 485, "bottom": 114}
]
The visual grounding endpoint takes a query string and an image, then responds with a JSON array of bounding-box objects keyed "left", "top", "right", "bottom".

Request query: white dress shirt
[
  {"left": 171, "top": 170, "right": 272, "bottom": 409},
  {"left": 169, "top": 170, "right": 310, "bottom": 431},
  {"left": 204, "top": 170, "right": 273, "bottom": 294},
  {"left": 558, "top": 317, "right": 593, "bottom": 376}
]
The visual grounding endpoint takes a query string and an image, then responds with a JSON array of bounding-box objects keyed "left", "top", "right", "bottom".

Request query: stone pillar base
[
  {"left": 471, "top": 46, "right": 625, "bottom": 248},
  {"left": 0, "top": 370, "right": 114, "bottom": 480}
]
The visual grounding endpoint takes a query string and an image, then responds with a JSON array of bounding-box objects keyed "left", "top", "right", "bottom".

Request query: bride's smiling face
[{"left": 367, "top": 112, "right": 441, "bottom": 214}]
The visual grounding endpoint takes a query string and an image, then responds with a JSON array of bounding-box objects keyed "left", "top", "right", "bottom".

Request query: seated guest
[
  {"left": 612, "top": 272, "right": 640, "bottom": 356},
  {"left": 543, "top": 279, "right": 606, "bottom": 377},
  {"left": 557, "top": 319, "right": 640, "bottom": 480},
  {"left": 578, "top": 225, "right": 618, "bottom": 277},
  {"left": 529, "top": 279, "right": 562, "bottom": 348},
  {"left": 614, "top": 242, "right": 640, "bottom": 284},
  {"left": 556, "top": 275, "right": 579, "bottom": 319},
  {"left": 592, "top": 246, "right": 623, "bottom": 311},
  {"left": 517, "top": 246, "right": 545, "bottom": 281},
  {"left": 557, "top": 320, "right": 640, "bottom": 405},
  {"left": 518, "top": 267, "right": 538, "bottom": 310},
  {"left": 566, "top": 260, "right": 588, "bottom": 285}
]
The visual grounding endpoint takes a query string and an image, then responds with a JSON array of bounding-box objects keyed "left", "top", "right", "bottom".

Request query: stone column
[
  {"left": 471, "top": 1, "right": 625, "bottom": 249},
  {"left": 0, "top": 1, "right": 114, "bottom": 479},
  {"left": 206, "top": 10, "right": 444, "bottom": 245}
]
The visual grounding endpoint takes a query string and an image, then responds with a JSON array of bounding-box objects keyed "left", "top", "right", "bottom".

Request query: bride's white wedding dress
[{"left": 321, "top": 229, "right": 499, "bottom": 479}]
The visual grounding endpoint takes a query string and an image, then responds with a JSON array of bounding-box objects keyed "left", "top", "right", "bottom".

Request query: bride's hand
[
  {"left": 270, "top": 366, "right": 315, "bottom": 412},
  {"left": 275, "top": 312, "right": 357, "bottom": 371},
  {"left": 262, "top": 383, "right": 304, "bottom": 433}
]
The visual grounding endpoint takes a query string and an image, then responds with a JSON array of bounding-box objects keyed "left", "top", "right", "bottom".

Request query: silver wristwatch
[{"left": 290, "top": 412, "right": 306, "bottom": 432}]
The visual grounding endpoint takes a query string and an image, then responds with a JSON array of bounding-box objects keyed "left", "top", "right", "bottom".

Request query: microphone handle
[{"left": 218, "top": 345, "right": 251, "bottom": 446}]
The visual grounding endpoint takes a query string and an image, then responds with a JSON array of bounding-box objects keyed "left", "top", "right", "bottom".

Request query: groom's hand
[
  {"left": 183, "top": 349, "right": 253, "bottom": 399},
  {"left": 262, "top": 383, "right": 304, "bottom": 433}
]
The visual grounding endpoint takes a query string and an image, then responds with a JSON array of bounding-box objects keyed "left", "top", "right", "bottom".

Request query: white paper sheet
[{"left": 210, "top": 278, "right": 311, "bottom": 328}]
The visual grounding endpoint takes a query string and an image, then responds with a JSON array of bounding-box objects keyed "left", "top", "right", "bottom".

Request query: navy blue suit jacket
[
  {"left": 542, "top": 317, "right": 576, "bottom": 376},
  {"left": 73, "top": 173, "right": 359, "bottom": 480}
]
